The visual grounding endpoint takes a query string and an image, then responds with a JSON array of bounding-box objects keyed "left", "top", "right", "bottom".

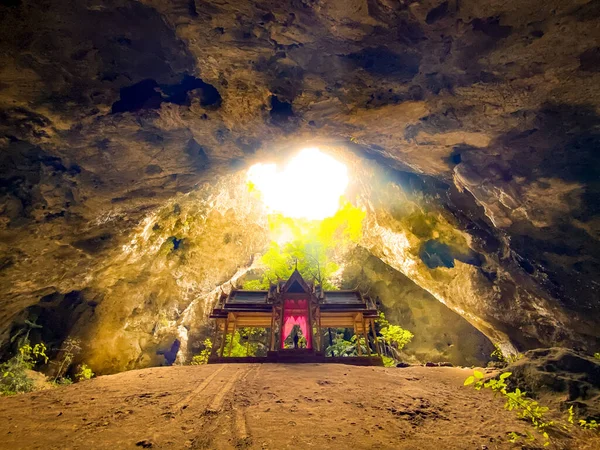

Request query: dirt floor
[{"left": 0, "top": 363, "right": 598, "bottom": 449}]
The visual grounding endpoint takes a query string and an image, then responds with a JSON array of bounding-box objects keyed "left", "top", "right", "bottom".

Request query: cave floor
[{"left": 0, "top": 364, "right": 597, "bottom": 450}]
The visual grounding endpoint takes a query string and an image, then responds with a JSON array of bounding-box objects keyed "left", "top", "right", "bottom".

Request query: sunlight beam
[{"left": 247, "top": 148, "right": 349, "bottom": 220}]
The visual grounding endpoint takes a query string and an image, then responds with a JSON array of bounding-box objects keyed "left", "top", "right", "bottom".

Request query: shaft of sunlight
[{"left": 247, "top": 147, "right": 348, "bottom": 220}]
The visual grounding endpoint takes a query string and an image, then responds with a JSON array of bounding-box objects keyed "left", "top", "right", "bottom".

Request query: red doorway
[{"left": 281, "top": 298, "right": 312, "bottom": 349}]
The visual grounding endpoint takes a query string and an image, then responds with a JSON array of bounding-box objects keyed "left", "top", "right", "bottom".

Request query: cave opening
[{"left": 247, "top": 147, "right": 348, "bottom": 220}]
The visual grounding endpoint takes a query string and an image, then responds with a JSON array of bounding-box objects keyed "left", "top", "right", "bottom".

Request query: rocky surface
[
  {"left": 341, "top": 246, "right": 495, "bottom": 366},
  {"left": 507, "top": 348, "right": 600, "bottom": 419},
  {"left": 0, "top": 0, "right": 599, "bottom": 371}
]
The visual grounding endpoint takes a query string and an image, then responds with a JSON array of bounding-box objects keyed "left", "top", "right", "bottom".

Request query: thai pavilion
[{"left": 208, "top": 269, "right": 383, "bottom": 366}]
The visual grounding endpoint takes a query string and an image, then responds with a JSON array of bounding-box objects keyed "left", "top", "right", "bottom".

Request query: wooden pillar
[
  {"left": 362, "top": 318, "right": 371, "bottom": 356},
  {"left": 269, "top": 309, "right": 275, "bottom": 351},
  {"left": 211, "top": 323, "right": 219, "bottom": 357},
  {"left": 219, "top": 318, "right": 228, "bottom": 357},
  {"left": 354, "top": 323, "right": 362, "bottom": 356},
  {"left": 317, "top": 308, "right": 323, "bottom": 353},
  {"left": 279, "top": 302, "right": 285, "bottom": 350},
  {"left": 228, "top": 316, "right": 237, "bottom": 357}
]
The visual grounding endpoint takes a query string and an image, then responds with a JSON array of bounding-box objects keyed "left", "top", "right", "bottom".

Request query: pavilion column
[
  {"left": 269, "top": 309, "right": 275, "bottom": 351},
  {"left": 211, "top": 323, "right": 219, "bottom": 357},
  {"left": 228, "top": 317, "right": 237, "bottom": 357},
  {"left": 354, "top": 323, "right": 362, "bottom": 356},
  {"left": 317, "top": 308, "right": 323, "bottom": 353},
  {"left": 362, "top": 318, "right": 371, "bottom": 356},
  {"left": 219, "top": 318, "right": 228, "bottom": 357}
]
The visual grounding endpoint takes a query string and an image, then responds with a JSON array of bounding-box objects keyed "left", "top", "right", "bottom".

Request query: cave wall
[
  {"left": 355, "top": 166, "right": 600, "bottom": 352},
  {"left": 342, "top": 247, "right": 494, "bottom": 366}
]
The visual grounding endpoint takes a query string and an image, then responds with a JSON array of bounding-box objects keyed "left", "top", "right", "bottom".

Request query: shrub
[
  {"left": 75, "top": 363, "right": 94, "bottom": 381},
  {"left": 382, "top": 356, "right": 396, "bottom": 367},
  {"left": 465, "top": 370, "right": 552, "bottom": 446},
  {"left": 325, "top": 333, "right": 354, "bottom": 357},
  {"left": 191, "top": 339, "right": 213, "bottom": 365},
  {"left": 579, "top": 419, "right": 599, "bottom": 430},
  {"left": 465, "top": 371, "right": 600, "bottom": 446},
  {"left": 0, "top": 341, "right": 48, "bottom": 396},
  {"left": 491, "top": 343, "right": 523, "bottom": 365},
  {"left": 52, "top": 338, "right": 81, "bottom": 383},
  {"left": 375, "top": 312, "right": 413, "bottom": 366},
  {"left": 52, "top": 377, "right": 73, "bottom": 387}
]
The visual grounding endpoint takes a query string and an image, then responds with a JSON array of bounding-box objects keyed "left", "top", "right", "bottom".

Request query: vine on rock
[{"left": 465, "top": 371, "right": 600, "bottom": 447}]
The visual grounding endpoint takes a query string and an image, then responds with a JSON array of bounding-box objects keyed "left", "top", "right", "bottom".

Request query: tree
[
  {"left": 376, "top": 312, "right": 413, "bottom": 361},
  {"left": 243, "top": 202, "right": 365, "bottom": 289}
]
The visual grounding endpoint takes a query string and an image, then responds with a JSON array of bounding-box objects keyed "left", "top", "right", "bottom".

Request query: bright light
[{"left": 247, "top": 148, "right": 348, "bottom": 220}]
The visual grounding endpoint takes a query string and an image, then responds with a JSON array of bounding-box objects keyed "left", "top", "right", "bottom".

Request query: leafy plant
[
  {"left": 567, "top": 405, "right": 599, "bottom": 432},
  {"left": 75, "top": 364, "right": 94, "bottom": 381},
  {"left": 375, "top": 312, "right": 413, "bottom": 364},
  {"left": 0, "top": 341, "right": 48, "bottom": 396},
  {"left": 579, "top": 418, "right": 599, "bottom": 431},
  {"left": 325, "top": 331, "right": 355, "bottom": 357},
  {"left": 382, "top": 356, "right": 396, "bottom": 367},
  {"left": 567, "top": 405, "right": 575, "bottom": 424},
  {"left": 464, "top": 371, "right": 552, "bottom": 446},
  {"left": 53, "top": 338, "right": 81, "bottom": 383},
  {"left": 222, "top": 329, "right": 268, "bottom": 357},
  {"left": 52, "top": 377, "right": 73, "bottom": 387},
  {"left": 191, "top": 339, "right": 213, "bottom": 365},
  {"left": 490, "top": 343, "right": 523, "bottom": 365}
]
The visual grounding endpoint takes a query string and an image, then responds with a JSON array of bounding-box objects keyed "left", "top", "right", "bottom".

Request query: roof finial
[{"left": 294, "top": 257, "right": 298, "bottom": 270}]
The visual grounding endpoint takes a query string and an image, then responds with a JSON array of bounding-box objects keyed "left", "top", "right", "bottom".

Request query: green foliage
[
  {"left": 52, "top": 377, "right": 73, "bottom": 387},
  {"left": 376, "top": 312, "right": 413, "bottom": 355},
  {"left": 467, "top": 374, "right": 600, "bottom": 446},
  {"left": 382, "top": 356, "right": 396, "bottom": 367},
  {"left": 325, "top": 331, "right": 367, "bottom": 357},
  {"left": 379, "top": 324, "right": 413, "bottom": 351},
  {"left": 326, "top": 332, "right": 354, "bottom": 357},
  {"left": 567, "top": 405, "right": 575, "bottom": 424},
  {"left": 464, "top": 371, "right": 553, "bottom": 446},
  {"left": 490, "top": 343, "right": 523, "bottom": 365},
  {"left": 243, "top": 203, "right": 365, "bottom": 290},
  {"left": 75, "top": 364, "right": 94, "bottom": 381},
  {"left": 579, "top": 419, "right": 599, "bottom": 430},
  {"left": 53, "top": 338, "right": 81, "bottom": 383},
  {"left": 567, "top": 405, "right": 599, "bottom": 432},
  {"left": 191, "top": 339, "right": 213, "bottom": 365},
  {"left": 0, "top": 341, "right": 48, "bottom": 396},
  {"left": 223, "top": 328, "right": 268, "bottom": 357}
]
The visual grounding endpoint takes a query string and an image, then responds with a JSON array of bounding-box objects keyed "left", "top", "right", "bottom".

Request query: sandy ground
[{"left": 0, "top": 363, "right": 598, "bottom": 450}]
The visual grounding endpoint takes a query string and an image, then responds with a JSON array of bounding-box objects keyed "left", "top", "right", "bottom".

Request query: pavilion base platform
[{"left": 208, "top": 354, "right": 384, "bottom": 366}]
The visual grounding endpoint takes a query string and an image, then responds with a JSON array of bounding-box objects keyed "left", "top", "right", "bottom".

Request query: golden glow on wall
[{"left": 247, "top": 148, "right": 349, "bottom": 220}]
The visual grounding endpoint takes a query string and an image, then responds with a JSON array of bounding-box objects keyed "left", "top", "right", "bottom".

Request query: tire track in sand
[
  {"left": 204, "top": 365, "right": 245, "bottom": 413},
  {"left": 183, "top": 365, "right": 255, "bottom": 449},
  {"left": 172, "top": 365, "right": 226, "bottom": 414},
  {"left": 231, "top": 365, "right": 261, "bottom": 449}
]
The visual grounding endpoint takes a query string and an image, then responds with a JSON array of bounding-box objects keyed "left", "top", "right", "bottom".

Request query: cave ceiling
[{"left": 0, "top": 0, "right": 599, "bottom": 371}]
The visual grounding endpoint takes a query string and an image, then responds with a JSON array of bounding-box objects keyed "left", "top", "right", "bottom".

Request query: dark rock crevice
[{"left": 111, "top": 75, "right": 222, "bottom": 113}]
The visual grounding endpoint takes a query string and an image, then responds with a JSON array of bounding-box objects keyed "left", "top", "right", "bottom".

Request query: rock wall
[{"left": 341, "top": 247, "right": 494, "bottom": 366}]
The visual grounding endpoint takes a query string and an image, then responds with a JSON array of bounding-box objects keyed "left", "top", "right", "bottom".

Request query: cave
[{"left": 0, "top": 0, "right": 599, "bottom": 448}]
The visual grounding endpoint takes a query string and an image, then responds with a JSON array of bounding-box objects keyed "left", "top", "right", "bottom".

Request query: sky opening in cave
[{"left": 246, "top": 148, "right": 348, "bottom": 221}]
